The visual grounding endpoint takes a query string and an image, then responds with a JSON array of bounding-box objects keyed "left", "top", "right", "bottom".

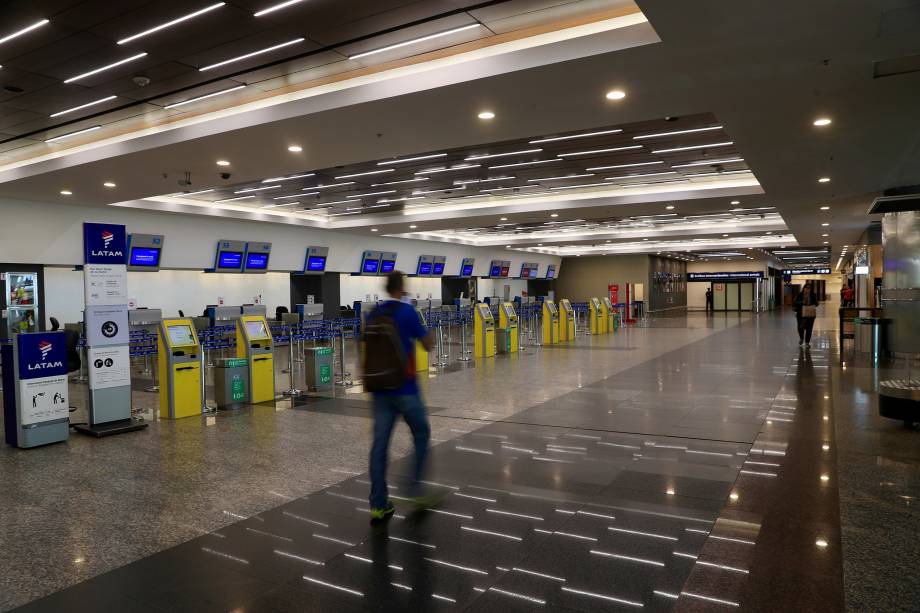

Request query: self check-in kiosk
[
  {"left": 543, "top": 300, "right": 559, "bottom": 345},
  {"left": 589, "top": 298, "right": 607, "bottom": 335},
  {"left": 498, "top": 302, "right": 518, "bottom": 353},
  {"left": 473, "top": 302, "right": 496, "bottom": 358},
  {"left": 236, "top": 315, "right": 275, "bottom": 403},
  {"left": 602, "top": 297, "right": 617, "bottom": 332},
  {"left": 414, "top": 307, "right": 429, "bottom": 372},
  {"left": 558, "top": 299, "right": 576, "bottom": 341},
  {"left": 158, "top": 319, "right": 203, "bottom": 419}
]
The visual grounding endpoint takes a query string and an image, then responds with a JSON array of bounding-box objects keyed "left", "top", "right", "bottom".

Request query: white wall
[
  {"left": 477, "top": 278, "right": 528, "bottom": 302},
  {"left": 339, "top": 274, "right": 442, "bottom": 305},
  {"left": 687, "top": 260, "right": 772, "bottom": 310}
]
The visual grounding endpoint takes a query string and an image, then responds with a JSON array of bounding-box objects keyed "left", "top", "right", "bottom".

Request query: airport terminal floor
[{"left": 2, "top": 309, "right": 917, "bottom": 612}]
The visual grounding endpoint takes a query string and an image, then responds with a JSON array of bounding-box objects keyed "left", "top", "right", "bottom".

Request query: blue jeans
[{"left": 369, "top": 394, "right": 431, "bottom": 510}]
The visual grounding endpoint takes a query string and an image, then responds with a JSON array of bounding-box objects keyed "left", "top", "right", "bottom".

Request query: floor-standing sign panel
[
  {"left": 2, "top": 332, "right": 70, "bottom": 448},
  {"left": 76, "top": 223, "right": 147, "bottom": 437}
]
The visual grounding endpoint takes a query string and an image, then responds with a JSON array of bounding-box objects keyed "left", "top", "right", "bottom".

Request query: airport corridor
[{"left": 6, "top": 309, "right": 912, "bottom": 612}]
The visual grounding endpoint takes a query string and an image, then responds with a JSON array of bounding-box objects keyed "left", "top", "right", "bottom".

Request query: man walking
[
  {"left": 705, "top": 287, "right": 714, "bottom": 312},
  {"left": 364, "top": 271, "right": 436, "bottom": 521}
]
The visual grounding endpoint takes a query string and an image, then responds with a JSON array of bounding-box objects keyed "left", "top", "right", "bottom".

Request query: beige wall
[{"left": 554, "top": 255, "right": 649, "bottom": 302}]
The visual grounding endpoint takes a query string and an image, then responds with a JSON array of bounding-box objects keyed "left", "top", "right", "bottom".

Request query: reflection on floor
[{"left": 2, "top": 311, "right": 918, "bottom": 611}]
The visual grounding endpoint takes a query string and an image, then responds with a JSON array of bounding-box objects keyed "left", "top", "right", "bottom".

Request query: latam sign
[
  {"left": 17, "top": 332, "right": 67, "bottom": 380},
  {"left": 84, "top": 222, "right": 126, "bottom": 264}
]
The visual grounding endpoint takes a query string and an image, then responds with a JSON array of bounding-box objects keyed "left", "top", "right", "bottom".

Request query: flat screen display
[
  {"left": 432, "top": 262, "right": 444, "bottom": 276},
  {"left": 381, "top": 259, "right": 396, "bottom": 273},
  {"left": 363, "top": 258, "right": 380, "bottom": 274},
  {"left": 417, "top": 262, "right": 432, "bottom": 275},
  {"left": 521, "top": 266, "right": 530, "bottom": 279},
  {"left": 546, "top": 266, "right": 556, "bottom": 279},
  {"left": 245, "top": 253, "right": 269, "bottom": 270},
  {"left": 306, "top": 255, "right": 327, "bottom": 272},
  {"left": 167, "top": 324, "right": 195, "bottom": 346},
  {"left": 500, "top": 266, "right": 510, "bottom": 277},
  {"left": 490, "top": 265, "right": 501, "bottom": 277},
  {"left": 218, "top": 251, "right": 243, "bottom": 269},
  {"left": 461, "top": 264, "right": 474, "bottom": 277},
  {"left": 129, "top": 247, "right": 160, "bottom": 267},
  {"left": 244, "top": 320, "right": 270, "bottom": 340}
]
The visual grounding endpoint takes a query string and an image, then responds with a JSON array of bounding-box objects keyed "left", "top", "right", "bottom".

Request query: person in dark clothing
[
  {"left": 793, "top": 283, "right": 819, "bottom": 347},
  {"left": 705, "top": 288, "right": 714, "bottom": 312}
]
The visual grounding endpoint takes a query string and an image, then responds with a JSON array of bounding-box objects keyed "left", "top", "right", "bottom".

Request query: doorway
[{"left": 710, "top": 281, "right": 754, "bottom": 312}]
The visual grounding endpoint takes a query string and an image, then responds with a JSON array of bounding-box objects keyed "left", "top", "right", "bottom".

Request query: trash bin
[
  {"left": 304, "top": 347, "right": 333, "bottom": 391},
  {"left": 854, "top": 317, "right": 887, "bottom": 360},
  {"left": 496, "top": 328, "right": 512, "bottom": 354},
  {"left": 214, "top": 357, "right": 249, "bottom": 408}
]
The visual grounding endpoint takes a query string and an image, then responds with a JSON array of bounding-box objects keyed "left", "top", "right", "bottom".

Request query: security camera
[
  {"left": 220, "top": 172, "right": 232, "bottom": 180},
  {"left": 133, "top": 75, "right": 151, "bottom": 87}
]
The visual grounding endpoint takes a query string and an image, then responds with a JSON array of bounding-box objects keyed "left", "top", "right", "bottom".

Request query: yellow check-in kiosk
[
  {"left": 542, "top": 300, "right": 559, "bottom": 345},
  {"left": 414, "top": 307, "right": 429, "bottom": 372},
  {"left": 558, "top": 299, "right": 576, "bottom": 341},
  {"left": 158, "top": 318, "right": 203, "bottom": 419},
  {"left": 603, "top": 297, "right": 617, "bottom": 332},
  {"left": 236, "top": 315, "right": 275, "bottom": 403},
  {"left": 589, "top": 298, "right": 607, "bottom": 335},
  {"left": 473, "top": 303, "right": 496, "bottom": 358},
  {"left": 498, "top": 302, "right": 519, "bottom": 353}
]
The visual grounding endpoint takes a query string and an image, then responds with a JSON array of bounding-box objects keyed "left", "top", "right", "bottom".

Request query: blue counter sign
[{"left": 84, "top": 223, "right": 126, "bottom": 264}]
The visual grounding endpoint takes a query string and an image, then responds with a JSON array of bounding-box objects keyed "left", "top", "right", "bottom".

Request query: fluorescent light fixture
[
  {"left": 619, "top": 179, "right": 689, "bottom": 187},
  {"left": 527, "top": 174, "right": 595, "bottom": 182},
  {"left": 413, "top": 187, "right": 466, "bottom": 195},
  {"left": 346, "top": 190, "right": 396, "bottom": 198},
  {"left": 558, "top": 145, "right": 642, "bottom": 158},
  {"left": 488, "top": 159, "right": 562, "bottom": 170},
  {"left": 45, "top": 125, "right": 102, "bottom": 143},
  {"left": 686, "top": 169, "right": 752, "bottom": 177},
  {"left": 64, "top": 53, "right": 147, "bottom": 84},
  {"left": 372, "top": 177, "right": 429, "bottom": 186},
  {"left": 177, "top": 188, "right": 215, "bottom": 196},
  {"left": 234, "top": 185, "right": 282, "bottom": 194},
  {"left": 163, "top": 85, "right": 246, "bottom": 108},
  {"left": 818, "top": 177, "right": 831, "bottom": 183},
  {"left": 200, "top": 38, "right": 304, "bottom": 71},
  {"left": 651, "top": 141, "right": 733, "bottom": 154},
  {"left": 820, "top": 205, "right": 830, "bottom": 210},
  {"left": 335, "top": 168, "right": 394, "bottom": 179},
  {"left": 60, "top": 190, "right": 72, "bottom": 196},
  {"left": 454, "top": 176, "right": 514, "bottom": 185},
  {"left": 633, "top": 125, "right": 722, "bottom": 140},
  {"left": 480, "top": 185, "right": 540, "bottom": 193},
  {"left": 377, "top": 153, "right": 446, "bottom": 165},
  {"left": 254, "top": 0, "right": 306, "bottom": 17},
  {"left": 103, "top": 182, "right": 116, "bottom": 188},
  {"left": 118, "top": 3, "right": 225, "bottom": 45},
  {"left": 262, "top": 172, "right": 315, "bottom": 183},
  {"left": 478, "top": 111, "right": 495, "bottom": 120},
  {"left": 0, "top": 19, "right": 49, "bottom": 45},
  {"left": 813, "top": 117, "right": 832, "bottom": 126},
  {"left": 216, "top": 160, "right": 230, "bottom": 166},
  {"left": 670, "top": 157, "right": 744, "bottom": 168},
  {"left": 605, "top": 90, "right": 626, "bottom": 100},
  {"left": 262, "top": 201, "right": 298, "bottom": 208},
  {"left": 316, "top": 199, "right": 358, "bottom": 206},
  {"left": 214, "top": 195, "right": 255, "bottom": 203},
  {"left": 273, "top": 194, "right": 305, "bottom": 200},
  {"left": 550, "top": 182, "right": 615, "bottom": 190},
  {"left": 377, "top": 196, "right": 424, "bottom": 203},
  {"left": 586, "top": 161, "right": 663, "bottom": 171},
  {"left": 302, "top": 182, "right": 354, "bottom": 190},
  {"left": 349, "top": 24, "right": 480, "bottom": 60},
  {"left": 49, "top": 95, "right": 117, "bottom": 118},
  {"left": 287, "top": 145, "right": 302, "bottom": 152},
  {"left": 605, "top": 171, "right": 678, "bottom": 180},
  {"left": 416, "top": 164, "right": 480, "bottom": 175},
  {"left": 529, "top": 129, "right": 622, "bottom": 144},
  {"left": 465, "top": 148, "right": 542, "bottom": 161}
]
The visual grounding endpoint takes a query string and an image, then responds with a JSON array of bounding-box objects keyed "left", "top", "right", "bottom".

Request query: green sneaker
[{"left": 369, "top": 503, "right": 396, "bottom": 522}]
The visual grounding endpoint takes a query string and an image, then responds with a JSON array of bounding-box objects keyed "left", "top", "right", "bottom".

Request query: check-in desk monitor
[
  {"left": 414, "top": 308, "right": 429, "bottom": 372},
  {"left": 602, "top": 297, "right": 616, "bottom": 331},
  {"left": 236, "top": 315, "right": 275, "bottom": 403},
  {"left": 473, "top": 303, "right": 496, "bottom": 358},
  {"left": 542, "top": 300, "right": 559, "bottom": 345},
  {"left": 499, "top": 302, "right": 519, "bottom": 353},
  {"left": 158, "top": 319, "right": 202, "bottom": 419},
  {"left": 589, "top": 298, "right": 607, "bottom": 335},
  {"left": 558, "top": 298, "right": 576, "bottom": 341}
]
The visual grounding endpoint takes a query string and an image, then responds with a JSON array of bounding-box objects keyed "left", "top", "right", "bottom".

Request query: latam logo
[
  {"left": 28, "top": 341, "right": 63, "bottom": 371},
  {"left": 102, "top": 230, "right": 114, "bottom": 248},
  {"left": 91, "top": 229, "right": 124, "bottom": 258},
  {"left": 38, "top": 340, "right": 52, "bottom": 360}
]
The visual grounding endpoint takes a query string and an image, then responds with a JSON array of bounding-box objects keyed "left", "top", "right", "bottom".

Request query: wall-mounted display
[
  {"left": 459, "top": 258, "right": 475, "bottom": 277},
  {"left": 380, "top": 252, "right": 397, "bottom": 274},
  {"left": 126, "top": 234, "right": 164, "bottom": 272},
  {"left": 214, "top": 239, "right": 246, "bottom": 273},
  {"left": 302, "top": 246, "right": 329, "bottom": 274},
  {"left": 360, "top": 251, "right": 382, "bottom": 275},
  {"left": 243, "top": 242, "right": 271, "bottom": 274}
]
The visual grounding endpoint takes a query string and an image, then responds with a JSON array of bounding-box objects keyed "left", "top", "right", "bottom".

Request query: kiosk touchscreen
[
  {"left": 602, "top": 297, "right": 617, "bottom": 332},
  {"left": 414, "top": 308, "right": 429, "bottom": 372},
  {"left": 473, "top": 303, "right": 496, "bottom": 358},
  {"left": 498, "top": 302, "right": 518, "bottom": 353},
  {"left": 589, "top": 298, "right": 607, "bottom": 335},
  {"left": 236, "top": 315, "right": 275, "bottom": 403},
  {"left": 158, "top": 319, "right": 202, "bottom": 419},
  {"left": 558, "top": 299, "right": 576, "bottom": 341},
  {"left": 543, "top": 300, "right": 559, "bottom": 345}
]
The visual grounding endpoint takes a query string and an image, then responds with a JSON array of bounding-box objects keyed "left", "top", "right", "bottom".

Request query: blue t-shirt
[{"left": 368, "top": 300, "right": 427, "bottom": 395}]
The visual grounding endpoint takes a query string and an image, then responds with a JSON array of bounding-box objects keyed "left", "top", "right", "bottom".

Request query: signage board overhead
[
  {"left": 83, "top": 223, "right": 127, "bottom": 265},
  {"left": 687, "top": 271, "right": 764, "bottom": 281},
  {"left": 782, "top": 268, "right": 832, "bottom": 276}
]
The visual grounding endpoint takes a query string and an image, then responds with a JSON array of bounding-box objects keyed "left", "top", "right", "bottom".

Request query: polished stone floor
[{"left": 1, "top": 310, "right": 918, "bottom": 612}]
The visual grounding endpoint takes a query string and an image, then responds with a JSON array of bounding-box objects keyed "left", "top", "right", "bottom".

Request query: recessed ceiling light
[
  {"left": 287, "top": 145, "right": 302, "bottom": 152},
  {"left": 488, "top": 159, "right": 561, "bottom": 170},
  {"left": 823, "top": 241, "right": 829, "bottom": 244},
  {"left": 813, "top": 117, "right": 832, "bottom": 127},
  {"left": 820, "top": 205, "right": 830, "bottom": 210},
  {"left": 234, "top": 185, "right": 281, "bottom": 194},
  {"left": 651, "top": 142, "right": 734, "bottom": 154},
  {"left": 818, "top": 177, "right": 831, "bottom": 183},
  {"left": 605, "top": 89, "right": 626, "bottom": 100},
  {"left": 63, "top": 52, "right": 148, "bottom": 84},
  {"left": 722, "top": 234, "right": 729, "bottom": 237},
  {"left": 0, "top": 19, "right": 50, "bottom": 46},
  {"left": 529, "top": 128, "right": 623, "bottom": 144},
  {"left": 60, "top": 190, "right": 72, "bottom": 196},
  {"left": 214, "top": 195, "right": 255, "bottom": 203},
  {"left": 371, "top": 228, "right": 378, "bottom": 232},
  {"left": 409, "top": 225, "right": 417, "bottom": 229},
  {"left": 335, "top": 168, "right": 394, "bottom": 179},
  {"left": 665, "top": 205, "right": 675, "bottom": 210},
  {"left": 378, "top": 153, "right": 446, "bottom": 166},
  {"left": 670, "top": 157, "right": 745, "bottom": 168},
  {"left": 730, "top": 200, "right": 740, "bottom": 205},
  {"left": 45, "top": 125, "right": 103, "bottom": 143},
  {"left": 49, "top": 95, "right": 118, "bottom": 118},
  {"left": 557, "top": 145, "right": 642, "bottom": 158},
  {"left": 822, "top": 233, "right": 829, "bottom": 237},
  {"left": 586, "top": 161, "right": 663, "bottom": 171},
  {"left": 550, "top": 213, "right": 559, "bottom": 218},
  {"left": 163, "top": 85, "right": 246, "bottom": 109},
  {"left": 118, "top": 3, "right": 225, "bottom": 45},
  {"left": 303, "top": 182, "right": 353, "bottom": 191},
  {"left": 103, "top": 182, "right": 116, "bottom": 188},
  {"left": 254, "top": 0, "right": 306, "bottom": 17},
  {"left": 500, "top": 217, "right": 508, "bottom": 221},
  {"left": 633, "top": 125, "right": 722, "bottom": 140},
  {"left": 416, "top": 164, "right": 480, "bottom": 175},
  {"left": 478, "top": 110, "right": 495, "bottom": 120},
  {"left": 262, "top": 172, "right": 315, "bottom": 183},
  {"left": 200, "top": 38, "right": 304, "bottom": 71},
  {"left": 815, "top": 539, "right": 828, "bottom": 548},
  {"left": 349, "top": 23, "right": 480, "bottom": 60},
  {"left": 216, "top": 160, "right": 230, "bottom": 166},
  {"left": 466, "top": 148, "right": 542, "bottom": 161},
  {"left": 822, "top": 222, "right": 830, "bottom": 227}
]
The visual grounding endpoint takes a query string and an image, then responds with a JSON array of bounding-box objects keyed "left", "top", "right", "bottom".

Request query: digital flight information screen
[
  {"left": 217, "top": 251, "right": 243, "bottom": 269},
  {"left": 461, "top": 264, "right": 474, "bottom": 277},
  {"left": 129, "top": 247, "right": 160, "bottom": 267},
  {"left": 432, "top": 262, "right": 444, "bottom": 275},
  {"left": 500, "top": 266, "right": 510, "bottom": 277},
  {"left": 363, "top": 259, "right": 380, "bottom": 274},
  {"left": 417, "top": 262, "right": 432, "bottom": 275},
  {"left": 306, "top": 255, "right": 327, "bottom": 272},
  {"left": 245, "top": 253, "right": 269, "bottom": 270},
  {"left": 490, "top": 265, "right": 501, "bottom": 277},
  {"left": 381, "top": 259, "right": 396, "bottom": 273}
]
